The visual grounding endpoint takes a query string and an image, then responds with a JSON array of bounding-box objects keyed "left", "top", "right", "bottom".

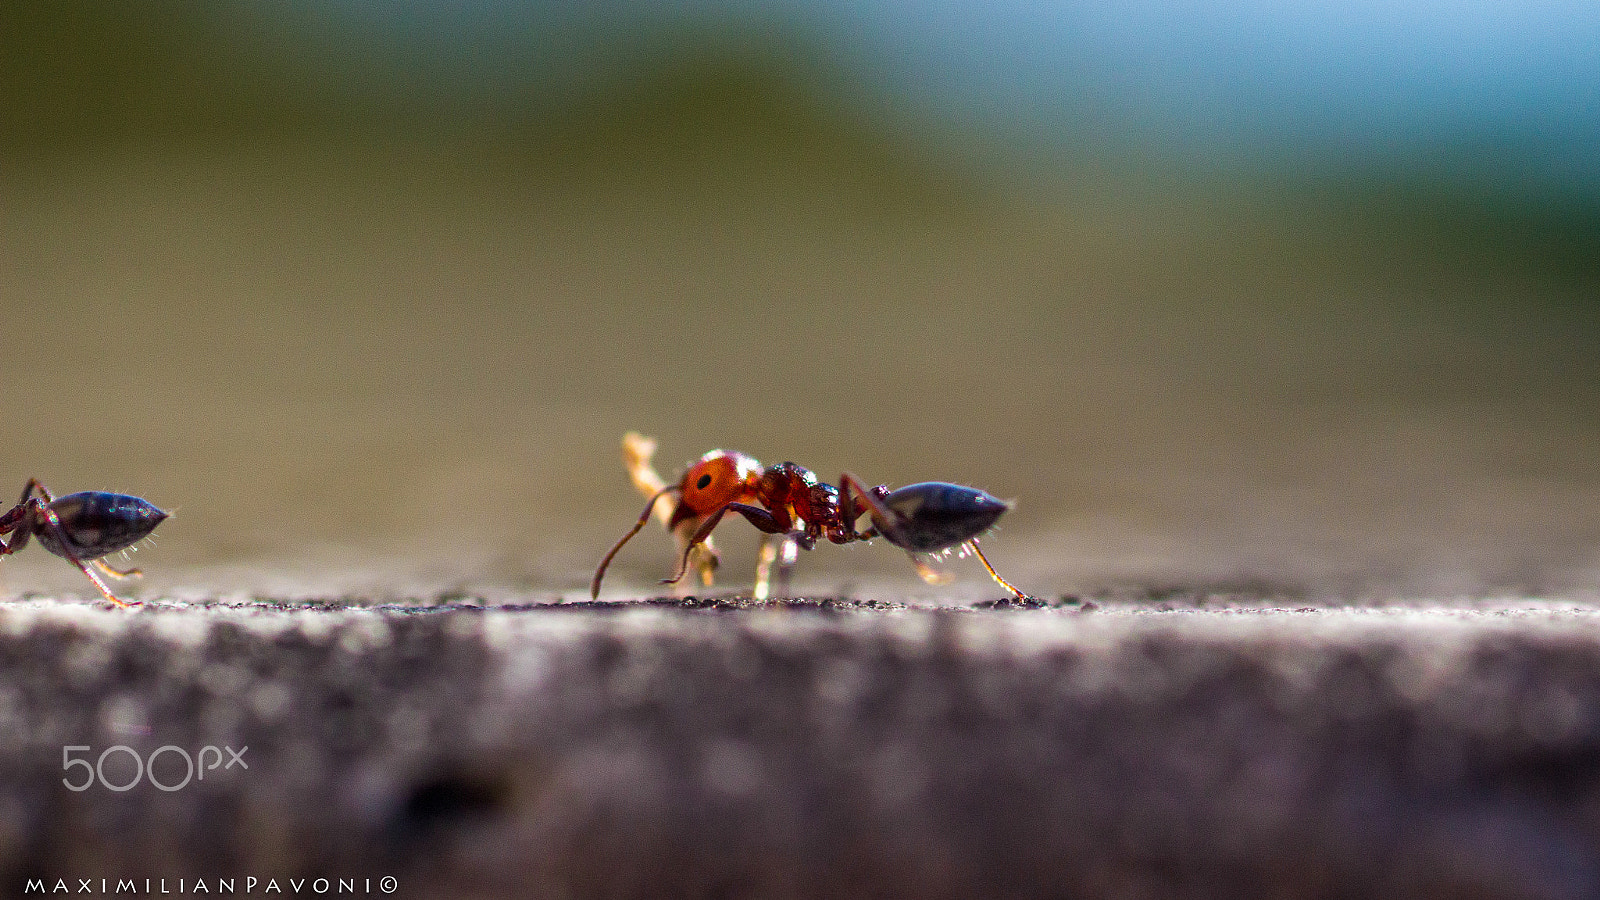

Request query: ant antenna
[{"left": 591, "top": 486, "right": 680, "bottom": 599}]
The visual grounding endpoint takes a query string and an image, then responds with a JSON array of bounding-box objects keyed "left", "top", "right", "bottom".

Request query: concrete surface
[{"left": 4, "top": 596, "right": 1600, "bottom": 899}]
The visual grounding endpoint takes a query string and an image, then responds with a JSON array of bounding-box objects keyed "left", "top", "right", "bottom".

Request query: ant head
[{"left": 670, "top": 450, "right": 762, "bottom": 525}]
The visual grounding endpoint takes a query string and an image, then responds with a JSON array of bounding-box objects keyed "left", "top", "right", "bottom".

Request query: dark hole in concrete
[{"left": 401, "top": 771, "right": 509, "bottom": 834}]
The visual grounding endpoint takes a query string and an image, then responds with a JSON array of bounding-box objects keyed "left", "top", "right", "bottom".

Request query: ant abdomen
[
  {"left": 36, "top": 492, "right": 168, "bottom": 560},
  {"left": 876, "top": 482, "right": 1010, "bottom": 553}
]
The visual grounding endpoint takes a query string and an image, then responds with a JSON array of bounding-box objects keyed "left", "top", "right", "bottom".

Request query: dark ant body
[
  {"left": 592, "top": 448, "right": 1027, "bottom": 600},
  {"left": 0, "top": 479, "right": 168, "bottom": 608}
]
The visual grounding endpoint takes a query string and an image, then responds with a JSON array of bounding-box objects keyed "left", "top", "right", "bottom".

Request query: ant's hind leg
[
  {"left": 35, "top": 501, "right": 139, "bottom": 608},
  {"left": 18, "top": 479, "right": 53, "bottom": 505},
  {"left": 907, "top": 553, "right": 955, "bottom": 586},
  {"left": 839, "top": 473, "right": 899, "bottom": 542},
  {"left": 94, "top": 558, "right": 144, "bottom": 579},
  {"left": 969, "top": 541, "right": 1029, "bottom": 600},
  {"left": 74, "top": 559, "right": 136, "bottom": 608}
]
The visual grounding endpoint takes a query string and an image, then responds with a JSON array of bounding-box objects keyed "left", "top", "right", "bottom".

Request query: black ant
[
  {"left": 591, "top": 440, "right": 1028, "bottom": 600},
  {"left": 0, "top": 479, "right": 168, "bottom": 608}
]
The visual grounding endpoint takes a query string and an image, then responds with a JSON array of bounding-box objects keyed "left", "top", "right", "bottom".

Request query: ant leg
[
  {"left": 0, "top": 504, "right": 32, "bottom": 554},
  {"left": 726, "top": 503, "right": 790, "bottom": 535},
  {"left": 663, "top": 502, "right": 789, "bottom": 587},
  {"left": 0, "top": 485, "right": 43, "bottom": 556},
  {"left": 669, "top": 519, "right": 723, "bottom": 589},
  {"left": 33, "top": 502, "right": 138, "bottom": 608},
  {"left": 663, "top": 505, "right": 732, "bottom": 585},
  {"left": 18, "top": 479, "right": 53, "bottom": 505},
  {"left": 836, "top": 473, "right": 867, "bottom": 537},
  {"left": 907, "top": 553, "right": 956, "bottom": 586},
  {"left": 753, "top": 533, "right": 799, "bottom": 600},
  {"left": 968, "top": 541, "right": 1029, "bottom": 600},
  {"left": 591, "top": 486, "right": 679, "bottom": 599},
  {"left": 754, "top": 535, "right": 778, "bottom": 600},
  {"left": 844, "top": 474, "right": 953, "bottom": 585},
  {"left": 75, "top": 563, "right": 132, "bottom": 608},
  {"left": 775, "top": 535, "right": 798, "bottom": 595},
  {"left": 622, "top": 433, "right": 677, "bottom": 527},
  {"left": 3, "top": 483, "right": 53, "bottom": 555},
  {"left": 839, "top": 473, "right": 904, "bottom": 542},
  {"left": 94, "top": 558, "right": 144, "bottom": 579}
]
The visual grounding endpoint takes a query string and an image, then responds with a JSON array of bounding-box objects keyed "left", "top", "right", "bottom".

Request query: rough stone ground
[{"left": 4, "top": 595, "right": 1600, "bottom": 899}]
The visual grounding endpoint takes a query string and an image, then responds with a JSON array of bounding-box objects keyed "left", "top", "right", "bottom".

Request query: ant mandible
[
  {"left": 591, "top": 437, "right": 1029, "bottom": 601},
  {"left": 0, "top": 479, "right": 168, "bottom": 608}
]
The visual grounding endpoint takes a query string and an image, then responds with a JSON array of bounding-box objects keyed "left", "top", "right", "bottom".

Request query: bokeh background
[{"left": 3, "top": 0, "right": 1597, "bottom": 602}]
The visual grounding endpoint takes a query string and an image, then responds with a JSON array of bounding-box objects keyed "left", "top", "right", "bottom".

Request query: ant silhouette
[
  {"left": 591, "top": 436, "right": 1028, "bottom": 601},
  {"left": 0, "top": 479, "right": 168, "bottom": 608}
]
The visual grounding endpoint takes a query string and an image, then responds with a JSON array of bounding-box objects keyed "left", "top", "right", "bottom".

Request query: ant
[
  {"left": 0, "top": 479, "right": 168, "bottom": 608},
  {"left": 591, "top": 436, "right": 1028, "bottom": 601}
]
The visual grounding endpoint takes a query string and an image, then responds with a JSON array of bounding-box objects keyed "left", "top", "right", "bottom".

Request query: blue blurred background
[{"left": 2, "top": 0, "right": 1597, "bottom": 601}]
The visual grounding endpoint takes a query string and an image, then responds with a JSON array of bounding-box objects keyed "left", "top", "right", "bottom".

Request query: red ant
[
  {"left": 0, "top": 479, "right": 168, "bottom": 608},
  {"left": 591, "top": 441, "right": 1028, "bottom": 600}
]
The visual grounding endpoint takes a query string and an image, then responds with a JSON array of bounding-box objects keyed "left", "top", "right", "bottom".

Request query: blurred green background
[{"left": 2, "top": 0, "right": 1597, "bottom": 601}]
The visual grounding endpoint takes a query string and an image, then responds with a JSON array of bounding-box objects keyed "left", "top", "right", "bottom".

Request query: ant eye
[{"left": 696, "top": 474, "right": 712, "bottom": 490}]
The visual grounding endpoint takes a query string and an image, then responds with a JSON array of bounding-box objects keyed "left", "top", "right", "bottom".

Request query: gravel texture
[{"left": 4, "top": 596, "right": 1600, "bottom": 899}]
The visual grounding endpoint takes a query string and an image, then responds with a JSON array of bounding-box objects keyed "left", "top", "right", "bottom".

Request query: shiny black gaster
[
  {"left": 36, "top": 491, "right": 168, "bottom": 560},
  {"left": 877, "top": 482, "right": 1010, "bottom": 553}
]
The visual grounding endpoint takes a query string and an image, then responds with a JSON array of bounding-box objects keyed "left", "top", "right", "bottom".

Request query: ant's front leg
[{"left": 663, "top": 502, "right": 791, "bottom": 586}]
